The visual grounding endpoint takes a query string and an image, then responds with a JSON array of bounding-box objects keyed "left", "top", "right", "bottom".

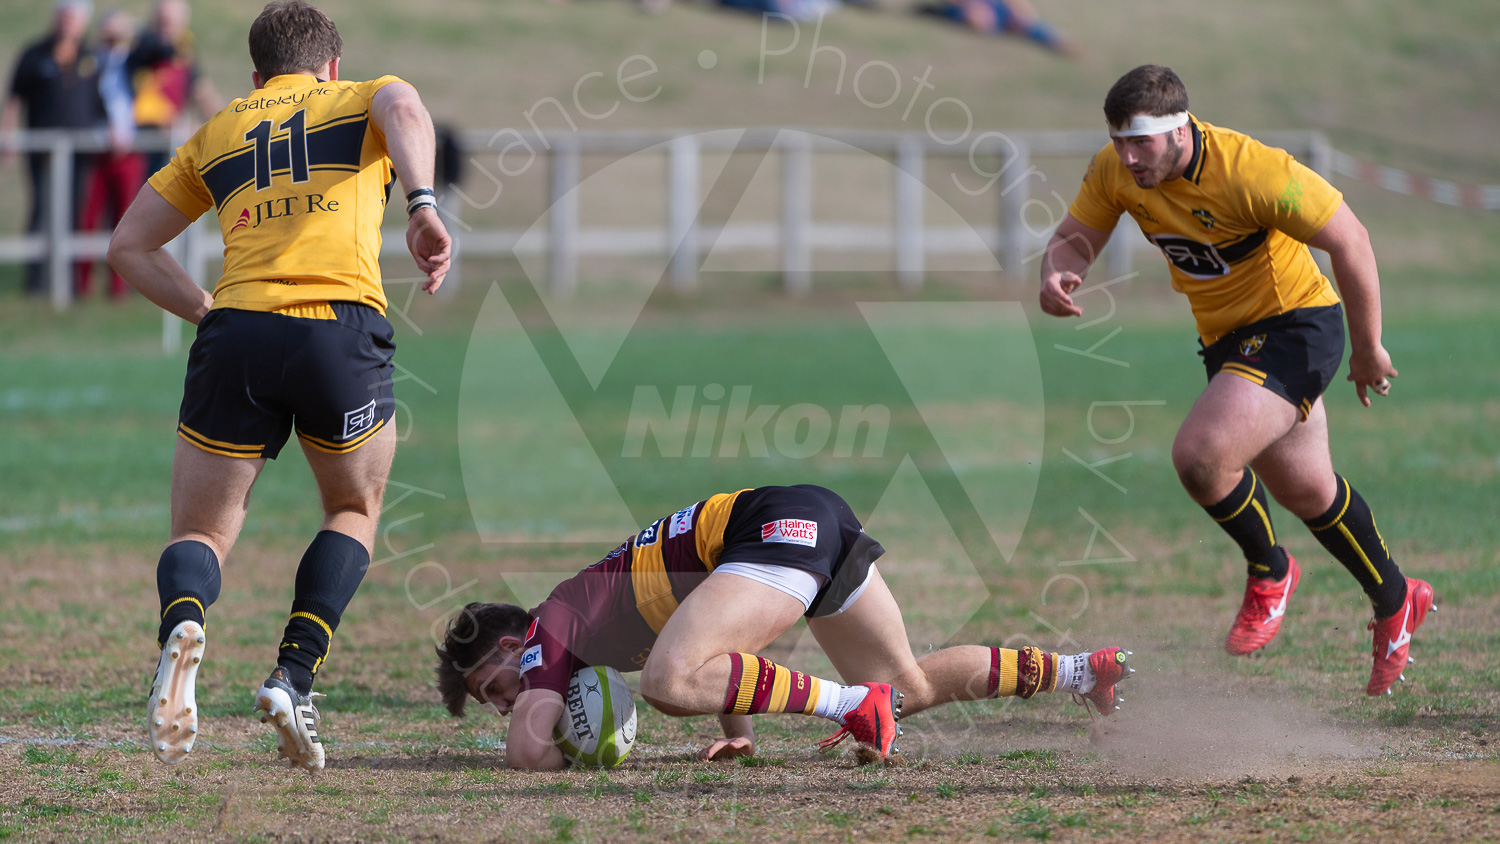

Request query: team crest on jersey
[
  {"left": 1238, "top": 334, "right": 1266, "bottom": 356},
  {"left": 762, "top": 519, "right": 818, "bottom": 548},
  {"left": 666, "top": 503, "right": 699, "bottom": 539},
  {"left": 1192, "top": 209, "right": 1216, "bottom": 230},
  {"left": 634, "top": 519, "right": 662, "bottom": 548}
]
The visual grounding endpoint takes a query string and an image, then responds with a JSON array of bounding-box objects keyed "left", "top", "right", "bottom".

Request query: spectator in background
[
  {"left": 916, "top": 0, "right": 1078, "bottom": 57},
  {"left": 718, "top": 0, "right": 844, "bottom": 23},
  {"left": 77, "top": 9, "right": 143, "bottom": 299},
  {"left": 129, "top": 0, "right": 221, "bottom": 175},
  {"left": 1, "top": 0, "right": 103, "bottom": 296}
]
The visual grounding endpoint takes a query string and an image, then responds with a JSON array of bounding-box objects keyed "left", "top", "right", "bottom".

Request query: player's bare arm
[
  {"left": 698, "top": 714, "right": 756, "bottom": 761},
  {"left": 371, "top": 81, "right": 452, "bottom": 293},
  {"left": 107, "top": 186, "right": 213, "bottom": 324},
  {"left": 1305, "top": 201, "right": 1397, "bottom": 407},
  {"left": 1039, "top": 213, "right": 1112, "bottom": 317},
  {"left": 507, "top": 690, "right": 569, "bottom": 771}
]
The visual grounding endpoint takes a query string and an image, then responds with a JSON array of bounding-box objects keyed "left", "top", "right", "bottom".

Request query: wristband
[
  {"left": 404, "top": 187, "right": 435, "bottom": 203},
  {"left": 406, "top": 198, "right": 437, "bottom": 216}
]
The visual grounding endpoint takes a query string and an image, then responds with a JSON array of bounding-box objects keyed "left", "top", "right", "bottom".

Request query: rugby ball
[{"left": 553, "top": 666, "right": 637, "bottom": 767}]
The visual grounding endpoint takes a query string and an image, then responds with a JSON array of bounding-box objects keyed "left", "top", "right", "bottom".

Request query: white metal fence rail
[{"left": 0, "top": 126, "right": 1329, "bottom": 350}]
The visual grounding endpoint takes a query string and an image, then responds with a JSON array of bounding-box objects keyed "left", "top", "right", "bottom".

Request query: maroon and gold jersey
[
  {"left": 1069, "top": 115, "right": 1344, "bottom": 345},
  {"left": 518, "top": 490, "right": 749, "bottom": 696},
  {"left": 518, "top": 485, "right": 876, "bottom": 697}
]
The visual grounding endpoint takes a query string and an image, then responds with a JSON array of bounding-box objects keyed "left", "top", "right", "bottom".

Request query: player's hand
[
  {"left": 1040, "top": 271, "right": 1085, "bottom": 317},
  {"left": 1348, "top": 344, "right": 1397, "bottom": 408},
  {"left": 406, "top": 206, "right": 452, "bottom": 294},
  {"left": 697, "top": 736, "right": 754, "bottom": 761}
]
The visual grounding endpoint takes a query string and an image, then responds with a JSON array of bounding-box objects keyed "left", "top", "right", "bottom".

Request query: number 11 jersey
[{"left": 148, "top": 73, "right": 403, "bottom": 315}]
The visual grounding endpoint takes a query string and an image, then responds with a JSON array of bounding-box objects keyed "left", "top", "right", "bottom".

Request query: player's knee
[
  {"left": 638, "top": 651, "right": 691, "bottom": 705},
  {"left": 320, "top": 485, "right": 384, "bottom": 522},
  {"left": 1172, "top": 442, "right": 1226, "bottom": 501}
]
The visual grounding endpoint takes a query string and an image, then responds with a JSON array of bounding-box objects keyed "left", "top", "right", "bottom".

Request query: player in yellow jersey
[
  {"left": 435, "top": 485, "right": 1132, "bottom": 769},
  {"left": 107, "top": 0, "right": 451, "bottom": 771},
  {"left": 1039, "top": 65, "right": 1433, "bottom": 697}
]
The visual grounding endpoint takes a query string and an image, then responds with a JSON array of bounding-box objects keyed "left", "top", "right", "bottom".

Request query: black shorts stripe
[
  {"left": 297, "top": 417, "right": 387, "bottom": 454},
  {"left": 177, "top": 422, "right": 264, "bottom": 459}
]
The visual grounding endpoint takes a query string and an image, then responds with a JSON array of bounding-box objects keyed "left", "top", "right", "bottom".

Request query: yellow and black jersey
[
  {"left": 148, "top": 73, "right": 404, "bottom": 315},
  {"left": 1069, "top": 115, "right": 1344, "bottom": 345}
]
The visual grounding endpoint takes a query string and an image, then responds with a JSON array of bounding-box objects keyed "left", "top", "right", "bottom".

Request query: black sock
[
  {"left": 156, "top": 540, "right": 222, "bottom": 646},
  {"left": 1203, "top": 467, "right": 1288, "bottom": 580},
  {"left": 276, "top": 530, "right": 370, "bottom": 695},
  {"left": 1303, "top": 475, "right": 1407, "bottom": 617}
]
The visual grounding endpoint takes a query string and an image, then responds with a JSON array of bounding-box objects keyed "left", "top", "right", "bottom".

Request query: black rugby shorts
[
  {"left": 1198, "top": 304, "right": 1345, "bottom": 421},
  {"left": 176, "top": 302, "right": 396, "bottom": 459},
  {"left": 719, "top": 484, "right": 886, "bottom": 619}
]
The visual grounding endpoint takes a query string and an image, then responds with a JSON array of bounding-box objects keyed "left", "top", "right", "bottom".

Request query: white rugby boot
[
  {"left": 147, "top": 620, "right": 207, "bottom": 764},
  {"left": 253, "top": 667, "right": 325, "bottom": 773}
]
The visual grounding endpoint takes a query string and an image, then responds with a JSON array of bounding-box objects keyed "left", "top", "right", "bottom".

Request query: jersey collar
[
  {"left": 1181, "top": 115, "right": 1206, "bottom": 185},
  {"left": 263, "top": 73, "right": 320, "bottom": 88}
]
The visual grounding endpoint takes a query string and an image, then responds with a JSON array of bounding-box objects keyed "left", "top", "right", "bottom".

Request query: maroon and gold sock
[
  {"left": 986, "top": 646, "right": 1061, "bottom": 699},
  {"left": 721, "top": 653, "right": 871, "bottom": 721}
]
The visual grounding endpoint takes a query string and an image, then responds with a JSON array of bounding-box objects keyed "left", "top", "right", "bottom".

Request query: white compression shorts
[{"left": 715, "top": 561, "right": 876, "bottom": 616}]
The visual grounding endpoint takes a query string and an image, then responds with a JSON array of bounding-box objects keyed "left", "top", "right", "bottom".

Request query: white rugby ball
[{"left": 553, "top": 665, "right": 637, "bottom": 767}]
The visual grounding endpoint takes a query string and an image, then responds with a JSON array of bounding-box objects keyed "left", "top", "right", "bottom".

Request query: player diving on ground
[{"left": 436, "top": 484, "right": 1132, "bottom": 769}]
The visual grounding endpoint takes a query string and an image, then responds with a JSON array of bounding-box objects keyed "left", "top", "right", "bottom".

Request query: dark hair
[
  {"left": 248, "top": 0, "right": 342, "bottom": 81},
  {"left": 1103, "top": 64, "right": 1189, "bottom": 131},
  {"left": 434, "top": 602, "right": 532, "bottom": 718}
]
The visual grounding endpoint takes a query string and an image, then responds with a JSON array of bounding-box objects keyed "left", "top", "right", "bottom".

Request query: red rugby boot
[
  {"left": 1367, "top": 577, "right": 1436, "bottom": 696},
  {"left": 817, "top": 682, "right": 903, "bottom": 764},
  {"left": 1224, "top": 555, "right": 1301, "bottom": 655},
  {"left": 1075, "top": 647, "right": 1132, "bottom": 717}
]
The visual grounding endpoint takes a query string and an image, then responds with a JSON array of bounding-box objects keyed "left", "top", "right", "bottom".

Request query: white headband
[{"left": 1108, "top": 111, "right": 1190, "bottom": 138}]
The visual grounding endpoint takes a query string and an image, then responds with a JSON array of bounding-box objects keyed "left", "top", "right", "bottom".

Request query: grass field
[
  {"left": 3, "top": 0, "right": 1500, "bottom": 840},
  {"left": 2, "top": 261, "right": 1498, "bottom": 841}
]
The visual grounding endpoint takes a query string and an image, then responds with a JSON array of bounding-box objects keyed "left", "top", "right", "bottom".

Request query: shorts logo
[
  {"left": 342, "top": 400, "right": 377, "bottom": 439},
  {"left": 518, "top": 644, "right": 542, "bottom": 675},
  {"left": 1238, "top": 334, "right": 1266, "bottom": 356},
  {"left": 762, "top": 518, "right": 818, "bottom": 548},
  {"left": 1192, "top": 209, "right": 1216, "bottom": 230},
  {"left": 666, "top": 503, "right": 699, "bottom": 539}
]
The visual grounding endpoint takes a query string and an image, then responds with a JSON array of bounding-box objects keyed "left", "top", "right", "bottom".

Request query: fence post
[
  {"left": 999, "top": 138, "right": 1030, "bottom": 279},
  {"left": 667, "top": 134, "right": 700, "bottom": 292},
  {"left": 47, "top": 133, "right": 74, "bottom": 311},
  {"left": 893, "top": 134, "right": 925, "bottom": 290},
  {"left": 437, "top": 186, "right": 463, "bottom": 294},
  {"left": 549, "top": 135, "right": 579, "bottom": 296},
  {"left": 781, "top": 133, "right": 812, "bottom": 295},
  {"left": 1104, "top": 217, "right": 1135, "bottom": 284},
  {"left": 1306, "top": 130, "right": 1335, "bottom": 277}
]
